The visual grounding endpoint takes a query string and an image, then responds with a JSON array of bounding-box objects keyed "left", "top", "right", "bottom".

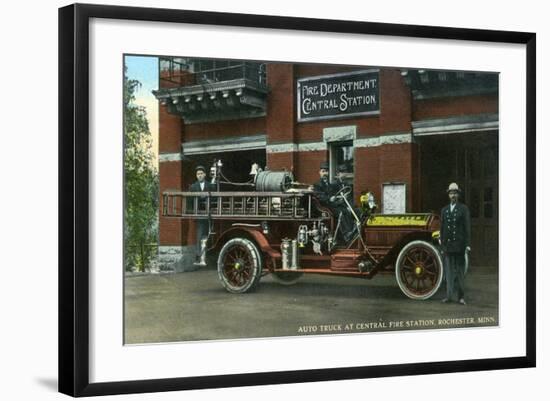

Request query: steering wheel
[
  {"left": 334, "top": 185, "right": 352, "bottom": 199},
  {"left": 330, "top": 186, "right": 352, "bottom": 204}
]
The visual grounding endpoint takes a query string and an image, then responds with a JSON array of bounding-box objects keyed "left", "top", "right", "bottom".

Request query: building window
[
  {"left": 159, "top": 57, "right": 187, "bottom": 73},
  {"left": 159, "top": 57, "right": 190, "bottom": 85},
  {"left": 329, "top": 141, "right": 354, "bottom": 185}
]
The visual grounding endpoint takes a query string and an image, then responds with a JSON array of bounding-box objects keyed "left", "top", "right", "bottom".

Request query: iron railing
[{"left": 160, "top": 60, "right": 267, "bottom": 89}]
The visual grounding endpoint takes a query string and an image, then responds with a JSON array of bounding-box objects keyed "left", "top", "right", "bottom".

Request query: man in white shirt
[{"left": 189, "top": 165, "right": 215, "bottom": 265}]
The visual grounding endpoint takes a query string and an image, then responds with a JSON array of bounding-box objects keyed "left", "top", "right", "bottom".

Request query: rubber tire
[
  {"left": 217, "top": 238, "right": 263, "bottom": 293},
  {"left": 271, "top": 271, "right": 303, "bottom": 285},
  {"left": 395, "top": 240, "right": 444, "bottom": 300}
]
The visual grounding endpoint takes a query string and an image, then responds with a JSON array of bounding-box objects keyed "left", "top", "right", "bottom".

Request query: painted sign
[
  {"left": 383, "top": 183, "right": 406, "bottom": 214},
  {"left": 297, "top": 70, "right": 380, "bottom": 122},
  {"left": 367, "top": 214, "right": 430, "bottom": 227}
]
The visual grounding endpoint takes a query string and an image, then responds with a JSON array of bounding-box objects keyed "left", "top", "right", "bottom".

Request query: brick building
[{"left": 153, "top": 58, "right": 498, "bottom": 270}]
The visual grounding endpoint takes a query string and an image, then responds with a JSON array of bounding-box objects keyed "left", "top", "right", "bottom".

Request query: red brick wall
[
  {"left": 296, "top": 63, "right": 359, "bottom": 78},
  {"left": 355, "top": 147, "right": 380, "bottom": 205},
  {"left": 159, "top": 217, "right": 186, "bottom": 246},
  {"left": 294, "top": 151, "right": 327, "bottom": 185},
  {"left": 410, "top": 143, "right": 421, "bottom": 212},
  {"left": 266, "top": 64, "right": 296, "bottom": 144},
  {"left": 353, "top": 143, "right": 419, "bottom": 212},
  {"left": 376, "top": 69, "right": 412, "bottom": 135},
  {"left": 159, "top": 160, "right": 202, "bottom": 246},
  {"left": 266, "top": 151, "right": 296, "bottom": 174},
  {"left": 158, "top": 81, "right": 184, "bottom": 245},
  {"left": 159, "top": 104, "right": 182, "bottom": 154},
  {"left": 413, "top": 95, "right": 498, "bottom": 120},
  {"left": 378, "top": 143, "right": 418, "bottom": 212},
  {"left": 267, "top": 151, "right": 330, "bottom": 184},
  {"left": 183, "top": 117, "right": 265, "bottom": 142},
  {"left": 159, "top": 161, "right": 186, "bottom": 245}
]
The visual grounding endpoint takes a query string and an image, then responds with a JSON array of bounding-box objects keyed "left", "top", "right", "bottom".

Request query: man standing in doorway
[
  {"left": 189, "top": 165, "right": 215, "bottom": 265},
  {"left": 440, "top": 182, "right": 471, "bottom": 305}
]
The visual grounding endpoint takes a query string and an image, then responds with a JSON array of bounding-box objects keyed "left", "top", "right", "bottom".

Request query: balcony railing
[
  {"left": 156, "top": 58, "right": 268, "bottom": 123},
  {"left": 160, "top": 61, "right": 266, "bottom": 89}
]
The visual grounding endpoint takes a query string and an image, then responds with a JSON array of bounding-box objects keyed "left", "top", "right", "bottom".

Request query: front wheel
[
  {"left": 395, "top": 240, "right": 443, "bottom": 300},
  {"left": 217, "top": 238, "right": 263, "bottom": 293}
]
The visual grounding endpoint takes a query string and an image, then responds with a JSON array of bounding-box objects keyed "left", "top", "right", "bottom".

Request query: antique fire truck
[{"left": 162, "top": 162, "right": 443, "bottom": 300}]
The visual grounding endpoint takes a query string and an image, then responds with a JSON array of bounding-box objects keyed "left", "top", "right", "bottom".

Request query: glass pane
[
  {"left": 470, "top": 190, "right": 480, "bottom": 218},
  {"left": 469, "top": 149, "right": 481, "bottom": 180},
  {"left": 199, "top": 60, "right": 214, "bottom": 72},
  {"left": 335, "top": 142, "right": 354, "bottom": 173},
  {"left": 214, "top": 60, "right": 229, "bottom": 69},
  {"left": 160, "top": 58, "right": 171, "bottom": 71},
  {"left": 484, "top": 147, "right": 497, "bottom": 177},
  {"left": 172, "top": 60, "right": 181, "bottom": 74},
  {"left": 457, "top": 148, "right": 465, "bottom": 182},
  {"left": 331, "top": 141, "right": 354, "bottom": 187},
  {"left": 484, "top": 203, "right": 493, "bottom": 218},
  {"left": 484, "top": 187, "right": 493, "bottom": 202}
]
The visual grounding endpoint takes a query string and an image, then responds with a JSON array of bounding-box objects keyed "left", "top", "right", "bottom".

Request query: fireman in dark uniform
[
  {"left": 312, "top": 162, "right": 355, "bottom": 243},
  {"left": 189, "top": 165, "right": 215, "bottom": 264},
  {"left": 440, "top": 182, "right": 471, "bottom": 305},
  {"left": 312, "top": 161, "right": 334, "bottom": 205}
]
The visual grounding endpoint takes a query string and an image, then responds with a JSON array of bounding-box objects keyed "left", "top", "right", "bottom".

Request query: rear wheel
[
  {"left": 395, "top": 240, "right": 443, "bottom": 300},
  {"left": 217, "top": 238, "right": 262, "bottom": 293}
]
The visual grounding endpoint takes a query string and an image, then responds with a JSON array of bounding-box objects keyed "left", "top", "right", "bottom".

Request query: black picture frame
[{"left": 58, "top": 3, "right": 536, "bottom": 397}]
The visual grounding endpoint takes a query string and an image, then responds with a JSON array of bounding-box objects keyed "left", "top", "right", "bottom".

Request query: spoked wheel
[
  {"left": 217, "top": 238, "right": 262, "bottom": 293},
  {"left": 271, "top": 271, "right": 303, "bottom": 285},
  {"left": 395, "top": 240, "right": 443, "bottom": 300}
]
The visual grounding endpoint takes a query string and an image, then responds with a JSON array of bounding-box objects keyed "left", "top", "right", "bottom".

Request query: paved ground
[{"left": 124, "top": 265, "right": 498, "bottom": 344}]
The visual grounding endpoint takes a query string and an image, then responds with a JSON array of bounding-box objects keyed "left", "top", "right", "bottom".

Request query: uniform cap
[
  {"left": 320, "top": 161, "right": 329, "bottom": 170},
  {"left": 195, "top": 165, "right": 206, "bottom": 173},
  {"left": 447, "top": 182, "right": 461, "bottom": 193}
]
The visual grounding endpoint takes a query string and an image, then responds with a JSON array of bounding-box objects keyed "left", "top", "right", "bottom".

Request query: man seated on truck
[
  {"left": 312, "top": 161, "right": 333, "bottom": 205},
  {"left": 312, "top": 162, "right": 357, "bottom": 244}
]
